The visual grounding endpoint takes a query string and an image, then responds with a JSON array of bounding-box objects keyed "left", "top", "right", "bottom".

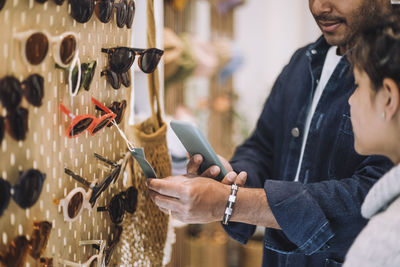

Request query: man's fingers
[
  {"left": 235, "top": 171, "right": 247, "bottom": 187},
  {"left": 147, "top": 177, "right": 185, "bottom": 199},
  {"left": 200, "top": 165, "right": 220, "bottom": 178},
  {"left": 221, "top": 171, "right": 238, "bottom": 185},
  {"left": 186, "top": 154, "right": 203, "bottom": 175},
  {"left": 148, "top": 189, "right": 181, "bottom": 211}
]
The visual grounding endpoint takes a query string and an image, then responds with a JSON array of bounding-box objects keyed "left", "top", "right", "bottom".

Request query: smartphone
[{"left": 170, "top": 120, "right": 227, "bottom": 181}]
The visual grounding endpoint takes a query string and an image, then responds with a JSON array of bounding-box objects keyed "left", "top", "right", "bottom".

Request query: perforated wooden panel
[{"left": 0, "top": 0, "right": 132, "bottom": 266}]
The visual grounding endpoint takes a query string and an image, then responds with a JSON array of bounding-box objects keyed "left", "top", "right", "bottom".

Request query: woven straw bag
[{"left": 119, "top": 0, "right": 173, "bottom": 266}]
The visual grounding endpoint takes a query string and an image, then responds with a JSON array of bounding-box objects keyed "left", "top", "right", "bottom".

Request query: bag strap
[{"left": 147, "top": 0, "right": 162, "bottom": 130}]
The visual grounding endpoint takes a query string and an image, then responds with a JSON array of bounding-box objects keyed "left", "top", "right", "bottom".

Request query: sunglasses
[
  {"left": 0, "top": 221, "right": 52, "bottom": 267},
  {"left": 0, "top": 0, "right": 5, "bottom": 11},
  {"left": 14, "top": 30, "right": 78, "bottom": 67},
  {"left": 58, "top": 154, "right": 125, "bottom": 222},
  {"left": 59, "top": 239, "right": 106, "bottom": 267},
  {"left": 95, "top": 100, "right": 127, "bottom": 127},
  {"left": 101, "top": 47, "right": 164, "bottom": 74},
  {"left": 70, "top": 0, "right": 135, "bottom": 28},
  {"left": 0, "top": 168, "right": 46, "bottom": 216},
  {"left": 59, "top": 97, "right": 116, "bottom": 138},
  {"left": 100, "top": 69, "right": 130, "bottom": 90},
  {"left": 97, "top": 186, "right": 138, "bottom": 224},
  {"left": 0, "top": 74, "right": 44, "bottom": 111},
  {"left": 0, "top": 106, "right": 29, "bottom": 143},
  {"left": 56, "top": 60, "right": 97, "bottom": 95},
  {"left": 92, "top": 225, "right": 122, "bottom": 266}
]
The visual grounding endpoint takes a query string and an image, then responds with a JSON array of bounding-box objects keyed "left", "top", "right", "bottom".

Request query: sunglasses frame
[
  {"left": 58, "top": 177, "right": 96, "bottom": 223},
  {"left": 59, "top": 97, "right": 116, "bottom": 138},
  {"left": 59, "top": 239, "right": 106, "bottom": 267},
  {"left": 100, "top": 69, "right": 131, "bottom": 90},
  {"left": 101, "top": 47, "right": 164, "bottom": 74}
]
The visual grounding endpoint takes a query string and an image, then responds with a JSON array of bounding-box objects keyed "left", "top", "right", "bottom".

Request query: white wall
[{"left": 234, "top": 0, "right": 320, "bottom": 130}]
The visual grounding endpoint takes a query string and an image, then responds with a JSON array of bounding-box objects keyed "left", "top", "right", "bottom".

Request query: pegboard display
[{"left": 0, "top": 0, "right": 135, "bottom": 266}]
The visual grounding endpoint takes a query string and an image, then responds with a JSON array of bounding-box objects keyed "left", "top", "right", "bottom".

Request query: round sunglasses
[
  {"left": 0, "top": 74, "right": 44, "bottom": 111},
  {"left": 14, "top": 30, "right": 78, "bottom": 68},
  {"left": 97, "top": 186, "right": 138, "bottom": 224},
  {"left": 70, "top": 0, "right": 135, "bottom": 28},
  {"left": 100, "top": 69, "right": 130, "bottom": 90},
  {"left": 0, "top": 168, "right": 46, "bottom": 216},
  {"left": 59, "top": 97, "right": 116, "bottom": 138},
  {"left": 101, "top": 47, "right": 164, "bottom": 74}
]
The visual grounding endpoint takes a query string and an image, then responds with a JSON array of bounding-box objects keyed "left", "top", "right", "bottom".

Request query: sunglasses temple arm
[
  {"left": 59, "top": 103, "right": 75, "bottom": 119},
  {"left": 69, "top": 55, "right": 81, "bottom": 97},
  {"left": 97, "top": 206, "right": 107, "bottom": 212},
  {"left": 94, "top": 153, "right": 118, "bottom": 167},
  {"left": 64, "top": 168, "right": 92, "bottom": 188}
]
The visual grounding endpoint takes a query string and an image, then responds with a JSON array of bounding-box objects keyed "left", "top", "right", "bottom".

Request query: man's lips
[{"left": 318, "top": 20, "right": 344, "bottom": 33}]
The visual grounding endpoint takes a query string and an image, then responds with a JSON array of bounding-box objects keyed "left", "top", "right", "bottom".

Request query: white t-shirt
[{"left": 294, "top": 46, "right": 342, "bottom": 182}]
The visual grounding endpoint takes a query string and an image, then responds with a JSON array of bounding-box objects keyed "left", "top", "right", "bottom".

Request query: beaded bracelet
[{"left": 222, "top": 184, "right": 238, "bottom": 225}]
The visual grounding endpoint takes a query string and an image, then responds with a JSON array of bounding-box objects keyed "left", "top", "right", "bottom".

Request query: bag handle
[{"left": 147, "top": 0, "right": 162, "bottom": 130}]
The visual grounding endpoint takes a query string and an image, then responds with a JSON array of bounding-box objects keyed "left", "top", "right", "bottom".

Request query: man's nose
[{"left": 310, "top": 0, "right": 333, "bottom": 16}]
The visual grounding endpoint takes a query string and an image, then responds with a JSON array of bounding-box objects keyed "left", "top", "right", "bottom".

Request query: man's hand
[
  {"left": 147, "top": 175, "right": 230, "bottom": 224},
  {"left": 186, "top": 154, "right": 233, "bottom": 179}
]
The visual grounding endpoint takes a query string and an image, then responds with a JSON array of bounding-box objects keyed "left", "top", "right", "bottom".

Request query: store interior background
[{"left": 139, "top": 0, "right": 322, "bottom": 266}]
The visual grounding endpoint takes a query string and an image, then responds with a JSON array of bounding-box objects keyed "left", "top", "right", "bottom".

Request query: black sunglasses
[
  {"left": 95, "top": 100, "right": 127, "bottom": 127},
  {"left": 0, "top": 169, "right": 46, "bottom": 216},
  {"left": 0, "top": 74, "right": 44, "bottom": 111},
  {"left": 70, "top": 0, "right": 135, "bottom": 28},
  {"left": 97, "top": 186, "right": 138, "bottom": 224},
  {"left": 0, "top": 106, "right": 29, "bottom": 143},
  {"left": 92, "top": 225, "right": 122, "bottom": 265},
  {"left": 101, "top": 47, "right": 164, "bottom": 74},
  {"left": 100, "top": 69, "right": 130, "bottom": 90}
]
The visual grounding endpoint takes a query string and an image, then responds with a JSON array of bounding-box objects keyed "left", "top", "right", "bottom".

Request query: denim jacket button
[
  {"left": 291, "top": 127, "right": 300, "bottom": 138},
  {"left": 311, "top": 49, "right": 317, "bottom": 55}
]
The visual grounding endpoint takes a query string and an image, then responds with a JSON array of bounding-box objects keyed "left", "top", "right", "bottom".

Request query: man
[{"left": 148, "top": 1, "right": 398, "bottom": 266}]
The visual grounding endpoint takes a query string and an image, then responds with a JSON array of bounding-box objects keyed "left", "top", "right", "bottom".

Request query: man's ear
[{"left": 382, "top": 78, "right": 400, "bottom": 120}]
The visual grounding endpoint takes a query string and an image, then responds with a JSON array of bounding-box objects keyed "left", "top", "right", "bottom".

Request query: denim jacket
[{"left": 224, "top": 37, "right": 393, "bottom": 267}]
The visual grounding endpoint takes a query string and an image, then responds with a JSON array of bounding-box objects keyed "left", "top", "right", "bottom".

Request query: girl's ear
[{"left": 382, "top": 78, "right": 400, "bottom": 120}]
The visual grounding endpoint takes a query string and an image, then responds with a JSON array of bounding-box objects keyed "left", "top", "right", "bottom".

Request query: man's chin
[{"left": 322, "top": 32, "right": 348, "bottom": 48}]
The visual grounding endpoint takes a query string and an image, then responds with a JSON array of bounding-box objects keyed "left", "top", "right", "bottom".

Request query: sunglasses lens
[
  {"left": 109, "top": 47, "right": 135, "bottom": 74},
  {"left": 13, "top": 169, "right": 45, "bottom": 209},
  {"left": 60, "top": 35, "right": 77, "bottom": 65},
  {"left": 0, "top": 76, "right": 22, "bottom": 111},
  {"left": 92, "top": 116, "right": 111, "bottom": 134},
  {"left": 120, "top": 71, "right": 130, "bottom": 88},
  {"left": 81, "top": 61, "right": 97, "bottom": 91},
  {"left": 139, "top": 49, "right": 163, "bottom": 73},
  {"left": 103, "top": 70, "right": 121, "bottom": 90},
  {"left": 126, "top": 0, "right": 135, "bottom": 28},
  {"left": 115, "top": 0, "right": 127, "bottom": 28},
  {"left": 0, "top": 0, "right": 5, "bottom": 11},
  {"left": 68, "top": 192, "right": 84, "bottom": 219},
  {"left": 22, "top": 74, "right": 44, "bottom": 107},
  {"left": 3, "top": 236, "right": 30, "bottom": 266},
  {"left": 124, "top": 186, "right": 138, "bottom": 213},
  {"left": 95, "top": 0, "right": 114, "bottom": 23},
  {"left": 26, "top": 32, "right": 49, "bottom": 65},
  {"left": 109, "top": 194, "right": 125, "bottom": 224},
  {"left": 70, "top": 0, "right": 94, "bottom": 23},
  {"left": 6, "top": 106, "right": 28, "bottom": 141},
  {"left": 0, "top": 178, "right": 11, "bottom": 216},
  {"left": 70, "top": 117, "right": 93, "bottom": 136},
  {"left": 0, "top": 116, "right": 5, "bottom": 145},
  {"left": 30, "top": 221, "right": 52, "bottom": 259}
]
